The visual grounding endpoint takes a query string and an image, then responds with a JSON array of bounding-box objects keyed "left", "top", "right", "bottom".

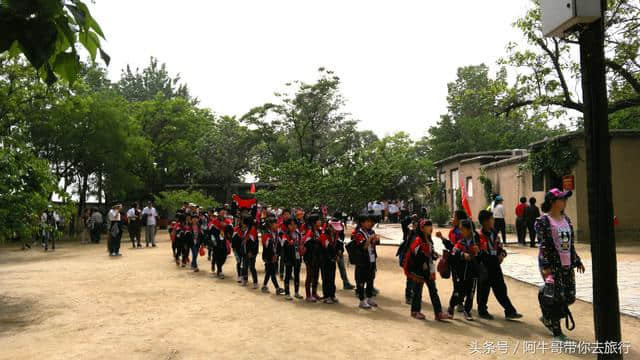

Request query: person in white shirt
[
  {"left": 107, "top": 204, "right": 123, "bottom": 256},
  {"left": 127, "top": 202, "right": 142, "bottom": 248},
  {"left": 142, "top": 201, "right": 158, "bottom": 247},
  {"left": 492, "top": 195, "right": 507, "bottom": 244}
]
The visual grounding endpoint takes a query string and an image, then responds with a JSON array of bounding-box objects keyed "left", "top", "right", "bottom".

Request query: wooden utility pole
[{"left": 578, "top": 1, "right": 622, "bottom": 358}]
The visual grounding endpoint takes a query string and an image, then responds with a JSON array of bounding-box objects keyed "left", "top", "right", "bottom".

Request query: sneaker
[
  {"left": 506, "top": 312, "right": 523, "bottom": 320},
  {"left": 478, "top": 312, "right": 494, "bottom": 320},
  {"left": 306, "top": 297, "right": 317, "bottom": 303},
  {"left": 193, "top": 268, "right": 199, "bottom": 272},
  {"left": 252, "top": 283, "right": 258, "bottom": 290},
  {"left": 261, "top": 286, "right": 269, "bottom": 293},
  {"left": 115, "top": 253, "right": 122, "bottom": 256},
  {"left": 137, "top": 244, "right": 142, "bottom": 248},
  {"left": 294, "top": 293, "right": 303, "bottom": 299},
  {"left": 331, "top": 297, "right": 339, "bottom": 303},
  {"left": 359, "top": 300, "right": 372, "bottom": 309},
  {"left": 464, "top": 311, "right": 474, "bottom": 321},
  {"left": 218, "top": 273, "right": 225, "bottom": 280},
  {"left": 366, "top": 298, "right": 378, "bottom": 307},
  {"left": 285, "top": 294, "right": 293, "bottom": 301},
  {"left": 152, "top": 244, "right": 156, "bottom": 247},
  {"left": 323, "top": 298, "right": 334, "bottom": 304},
  {"left": 181, "top": 263, "right": 186, "bottom": 268},
  {"left": 436, "top": 312, "right": 452, "bottom": 321},
  {"left": 447, "top": 306, "right": 455, "bottom": 319},
  {"left": 276, "top": 288, "right": 285, "bottom": 296},
  {"left": 241, "top": 280, "right": 247, "bottom": 287},
  {"left": 456, "top": 304, "right": 464, "bottom": 313},
  {"left": 108, "top": 253, "right": 114, "bottom": 256},
  {"left": 411, "top": 312, "right": 426, "bottom": 320},
  {"left": 236, "top": 276, "right": 242, "bottom": 283},
  {"left": 343, "top": 283, "right": 355, "bottom": 290}
]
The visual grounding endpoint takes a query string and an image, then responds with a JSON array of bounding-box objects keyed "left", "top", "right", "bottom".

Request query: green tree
[
  {"left": 118, "top": 57, "right": 192, "bottom": 103},
  {"left": 501, "top": 0, "right": 640, "bottom": 124},
  {"left": 425, "top": 64, "right": 563, "bottom": 160},
  {"left": 0, "top": 0, "right": 109, "bottom": 84},
  {"left": 154, "top": 190, "right": 218, "bottom": 216}
]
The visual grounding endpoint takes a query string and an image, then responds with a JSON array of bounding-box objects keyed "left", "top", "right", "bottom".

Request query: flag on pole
[
  {"left": 250, "top": 183, "right": 256, "bottom": 194},
  {"left": 459, "top": 175, "right": 472, "bottom": 218}
]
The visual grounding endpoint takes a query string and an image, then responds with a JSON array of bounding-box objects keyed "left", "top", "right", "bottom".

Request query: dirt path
[{"left": 1, "top": 234, "right": 638, "bottom": 360}]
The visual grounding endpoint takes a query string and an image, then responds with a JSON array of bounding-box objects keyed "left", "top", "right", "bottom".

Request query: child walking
[
  {"left": 447, "top": 219, "right": 480, "bottom": 321},
  {"left": 282, "top": 219, "right": 303, "bottom": 300},
  {"left": 303, "top": 214, "right": 322, "bottom": 302},
  {"left": 403, "top": 219, "right": 451, "bottom": 321},
  {"left": 352, "top": 214, "right": 380, "bottom": 309},
  {"left": 261, "top": 218, "right": 284, "bottom": 294},
  {"left": 476, "top": 210, "right": 522, "bottom": 320}
]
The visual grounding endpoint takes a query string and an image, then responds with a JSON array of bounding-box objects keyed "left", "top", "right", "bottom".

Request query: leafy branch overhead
[
  {"left": 500, "top": 0, "right": 640, "bottom": 117},
  {"left": 0, "top": 0, "right": 109, "bottom": 85},
  {"left": 527, "top": 141, "right": 579, "bottom": 178}
]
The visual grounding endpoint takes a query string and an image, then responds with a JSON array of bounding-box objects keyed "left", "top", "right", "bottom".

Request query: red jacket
[{"left": 515, "top": 203, "right": 526, "bottom": 218}]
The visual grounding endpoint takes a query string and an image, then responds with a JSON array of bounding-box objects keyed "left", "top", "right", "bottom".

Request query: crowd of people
[{"left": 160, "top": 188, "right": 582, "bottom": 342}]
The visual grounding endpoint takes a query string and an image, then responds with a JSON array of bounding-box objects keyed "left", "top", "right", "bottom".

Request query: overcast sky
[{"left": 91, "top": 0, "right": 533, "bottom": 139}]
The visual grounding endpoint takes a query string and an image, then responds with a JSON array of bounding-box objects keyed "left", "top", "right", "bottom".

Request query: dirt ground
[{"left": 1, "top": 233, "right": 638, "bottom": 360}]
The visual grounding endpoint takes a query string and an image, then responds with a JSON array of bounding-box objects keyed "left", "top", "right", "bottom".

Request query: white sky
[{"left": 91, "top": 0, "right": 534, "bottom": 139}]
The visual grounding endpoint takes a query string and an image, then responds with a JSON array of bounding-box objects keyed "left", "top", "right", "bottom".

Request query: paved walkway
[{"left": 371, "top": 223, "right": 640, "bottom": 318}]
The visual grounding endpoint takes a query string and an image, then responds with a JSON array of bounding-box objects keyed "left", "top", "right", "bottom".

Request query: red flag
[
  {"left": 250, "top": 183, "right": 256, "bottom": 194},
  {"left": 232, "top": 194, "right": 257, "bottom": 209},
  {"left": 459, "top": 175, "right": 472, "bottom": 218}
]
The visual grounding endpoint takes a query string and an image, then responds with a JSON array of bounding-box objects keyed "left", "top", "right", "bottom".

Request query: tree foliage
[
  {"left": 424, "top": 64, "right": 563, "bottom": 160},
  {"left": 0, "top": 0, "right": 109, "bottom": 85},
  {"left": 500, "top": 0, "right": 640, "bottom": 122},
  {"left": 154, "top": 190, "right": 218, "bottom": 216}
]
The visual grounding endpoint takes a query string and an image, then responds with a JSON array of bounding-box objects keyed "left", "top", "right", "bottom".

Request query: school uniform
[
  {"left": 448, "top": 234, "right": 480, "bottom": 314},
  {"left": 320, "top": 229, "right": 342, "bottom": 300},
  {"left": 352, "top": 227, "right": 377, "bottom": 301},
  {"left": 241, "top": 227, "right": 259, "bottom": 284},
  {"left": 282, "top": 230, "right": 303, "bottom": 296},
  {"left": 190, "top": 223, "right": 204, "bottom": 270},
  {"left": 231, "top": 227, "right": 244, "bottom": 280},
  {"left": 262, "top": 231, "right": 281, "bottom": 290},
  {"left": 403, "top": 232, "right": 444, "bottom": 316},
  {"left": 477, "top": 229, "right": 518, "bottom": 316},
  {"left": 209, "top": 217, "right": 232, "bottom": 275},
  {"left": 179, "top": 223, "right": 192, "bottom": 266},
  {"left": 303, "top": 229, "right": 322, "bottom": 299},
  {"left": 170, "top": 222, "right": 182, "bottom": 264}
]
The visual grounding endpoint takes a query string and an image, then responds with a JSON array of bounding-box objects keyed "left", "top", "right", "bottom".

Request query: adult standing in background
[
  {"left": 525, "top": 197, "right": 541, "bottom": 248},
  {"left": 515, "top": 197, "right": 527, "bottom": 246},
  {"left": 142, "top": 201, "right": 158, "bottom": 247},
  {"left": 492, "top": 195, "right": 506, "bottom": 244},
  {"left": 90, "top": 208, "right": 103, "bottom": 243},
  {"left": 81, "top": 208, "right": 91, "bottom": 244},
  {"left": 127, "top": 202, "right": 142, "bottom": 248},
  {"left": 388, "top": 201, "right": 400, "bottom": 223},
  {"left": 107, "top": 204, "right": 123, "bottom": 256}
]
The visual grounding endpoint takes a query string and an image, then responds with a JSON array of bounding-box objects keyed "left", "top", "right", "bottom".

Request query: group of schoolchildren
[
  {"left": 165, "top": 188, "right": 582, "bottom": 342},
  {"left": 168, "top": 203, "right": 375, "bottom": 306},
  {"left": 398, "top": 208, "right": 523, "bottom": 322}
]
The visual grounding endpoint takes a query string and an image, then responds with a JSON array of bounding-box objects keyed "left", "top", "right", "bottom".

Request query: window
[
  {"left": 546, "top": 173, "right": 563, "bottom": 190},
  {"left": 532, "top": 173, "right": 544, "bottom": 192},
  {"left": 466, "top": 177, "right": 473, "bottom": 197}
]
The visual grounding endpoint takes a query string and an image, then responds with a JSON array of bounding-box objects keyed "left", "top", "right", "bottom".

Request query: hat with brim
[
  {"left": 547, "top": 188, "right": 573, "bottom": 201},
  {"left": 329, "top": 220, "right": 344, "bottom": 232}
]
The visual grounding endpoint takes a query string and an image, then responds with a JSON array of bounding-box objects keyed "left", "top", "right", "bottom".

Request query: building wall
[{"left": 435, "top": 135, "right": 640, "bottom": 242}]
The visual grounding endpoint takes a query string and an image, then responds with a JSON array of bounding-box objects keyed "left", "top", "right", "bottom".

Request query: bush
[{"left": 431, "top": 204, "right": 451, "bottom": 226}]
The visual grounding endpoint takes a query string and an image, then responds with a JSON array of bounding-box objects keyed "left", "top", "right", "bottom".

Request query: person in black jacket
[
  {"left": 447, "top": 219, "right": 480, "bottom": 321},
  {"left": 261, "top": 218, "right": 284, "bottom": 294},
  {"left": 303, "top": 214, "right": 322, "bottom": 302},
  {"left": 321, "top": 221, "right": 344, "bottom": 304},
  {"left": 351, "top": 214, "right": 380, "bottom": 309},
  {"left": 282, "top": 219, "right": 303, "bottom": 300},
  {"left": 476, "top": 210, "right": 522, "bottom": 320},
  {"left": 525, "top": 197, "right": 541, "bottom": 248},
  {"left": 396, "top": 211, "right": 417, "bottom": 304}
]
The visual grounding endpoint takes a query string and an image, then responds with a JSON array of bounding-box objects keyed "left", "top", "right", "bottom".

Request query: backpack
[{"left": 437, "top": 250, "right": 451, "bottom": 279}]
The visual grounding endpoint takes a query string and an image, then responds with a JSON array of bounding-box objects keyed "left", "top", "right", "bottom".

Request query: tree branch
[
  {"left": 608, "top": 97, "right": 640, "bottom": 114},
  {"left": 605, "top": 59, "right": 640, "bottom": 95}
]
